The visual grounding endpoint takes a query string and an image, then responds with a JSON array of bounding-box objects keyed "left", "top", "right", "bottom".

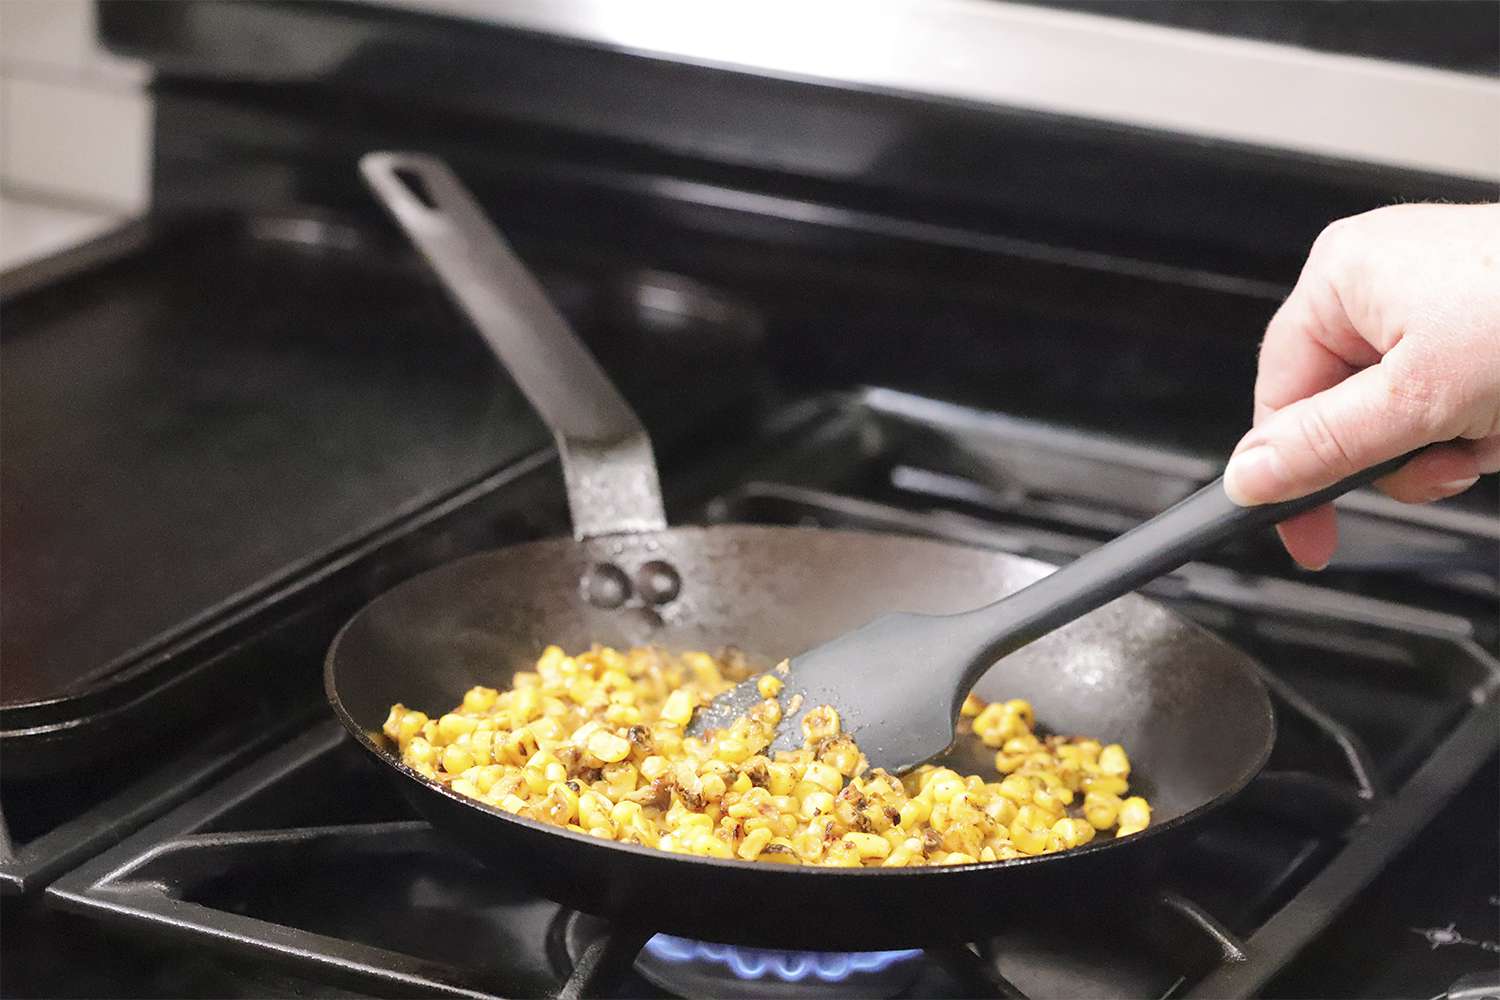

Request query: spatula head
[{"left": 686, "top": 611, "right": 970, "bottom": 774}]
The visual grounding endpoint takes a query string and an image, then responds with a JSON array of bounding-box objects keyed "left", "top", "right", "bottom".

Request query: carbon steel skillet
[{"left": 324, "top": 152, "right": 1276, "bottom": 950}]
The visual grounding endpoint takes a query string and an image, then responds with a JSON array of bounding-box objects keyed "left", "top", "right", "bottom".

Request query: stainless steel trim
[{"left": 349, "top": 0, "right": 1500, "bottom": 181}]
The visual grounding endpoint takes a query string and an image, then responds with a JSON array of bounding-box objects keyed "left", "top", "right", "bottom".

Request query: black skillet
[{"left": 325, "top": 152, "right": 1278, "bottom": 951}]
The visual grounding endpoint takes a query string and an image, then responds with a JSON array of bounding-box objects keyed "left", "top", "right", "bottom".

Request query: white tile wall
[{"left": 0, "top": 0, "right": 152, "bottom": 268}]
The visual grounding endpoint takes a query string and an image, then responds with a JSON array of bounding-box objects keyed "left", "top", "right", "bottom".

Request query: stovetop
[{"left": 11, "top": 388, "right": 1496, "bottom": 1000}]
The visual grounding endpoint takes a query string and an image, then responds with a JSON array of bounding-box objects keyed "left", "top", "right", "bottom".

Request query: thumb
[{"left": 1224, "top": 363, "right": 1434, "bottom": 505}]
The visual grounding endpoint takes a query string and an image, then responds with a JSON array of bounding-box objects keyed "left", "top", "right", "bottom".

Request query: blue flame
[{"left": 644, "top": 934, "right": 923, "bottom": 983}]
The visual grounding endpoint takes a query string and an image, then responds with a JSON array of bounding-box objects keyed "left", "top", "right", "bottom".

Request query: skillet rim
[{"left": 324, "top": 523, "right": 1276, "bottom": 878}]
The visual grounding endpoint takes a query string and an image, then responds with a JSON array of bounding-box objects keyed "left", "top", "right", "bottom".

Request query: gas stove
[
  {"left": 5, "top": 385, "right": 1494, "bottom": 999},
  {"left": 4, "top": 2, "right": 1497, "bottom": 998}
]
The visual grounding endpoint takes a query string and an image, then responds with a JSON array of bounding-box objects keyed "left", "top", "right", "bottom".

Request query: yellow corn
[
  {"left": 462, "top": 686, "right": 499, "bottom": 713},
  {"left": 939, "top": 852, "right": 978, "bottom": 865},
  {"left": 390, "top": 646, "right": 1149, "bottom": 867},
  {"left": 587, "top": 730, "right": 631, "bottom": 764},
  {"left": 437, "top": 713, "right": 477, "bottom": 743},
  {"left": 1099, "top": 743, "right": 1131, "bottom": 777},
  {"left": 1049, "top": 817, "right": 1095, "bottom": 849},
  {"left": 736, "top": 827, "right": 774, "bottom": 860},
  {"left": 1083, "top": 790, "right": 1122, "bottom": 830},
  {"left": 801, "top": 705, "right": 841, "bottom": 742},
  {"left": 1117, "top": 796, "right": 1151, "bottom": 836},
  {"left": 660, "top": 689, "right": 698, "bottom": 726}
]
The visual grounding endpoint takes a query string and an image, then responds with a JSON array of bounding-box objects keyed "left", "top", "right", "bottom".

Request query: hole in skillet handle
[{"left": 392, "top": 166, "right": 440, "bottom": 210}]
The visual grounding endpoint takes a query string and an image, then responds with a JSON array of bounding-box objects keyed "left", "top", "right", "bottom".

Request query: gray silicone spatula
[{"left": 689, "top": 453, "right": 1422, "bottom": 772}]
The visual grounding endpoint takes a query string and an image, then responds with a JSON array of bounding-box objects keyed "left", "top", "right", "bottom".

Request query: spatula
[{"left": 689, "top": 454, "right": 1422, "bottom": 772}]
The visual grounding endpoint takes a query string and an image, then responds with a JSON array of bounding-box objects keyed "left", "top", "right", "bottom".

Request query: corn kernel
[
  {"left": 441, "top": 744, "right": 474, "bottom": 774},
  {"left": 462, "top": 686, "right": 499, "bottom": 713},
  {"left": 939, "top": 852, "right": 978, "bottom": 865},
  {"left": 511, "top": 687, "right": 542, "bottom": 726},
  {"left": 1117, "top": 796, "right": 1151, "bottom": 836},
  {"left": 1083, "top": 790, "right": 1122, "bottom": 830},
  {"left": 899, "top": 798, "right": 932, "bottom": 828},
  {"left": 661, "top": 689, "right": 698, "bottom": 726},
  {"left": 929, "top": 773, "right": 966, "bottom": 804},
  {"left": 983, "top": 795, "right": 1018, "bottom": 826},
  {"left": 803, "top": 762, "right": 842, "bottom": 794},
  {"left": 404, "top": 736, "right": 435, "bottom": 766},
  {"left": 883, "top": 838, "right": 923, "bottom": 867},
  {"left": 766, "top": 763, "right": 797, "bottom": 796},
  {"left": 699, "top": 773, "right": 728, "bottom": 801},
  {"left": 1009, "top": 822, "right": 1048, "bottom": 855},
  {"left": 738, "top": 827, "right": 774, "bottom": 860},
  {"left": 605, "top": 703, "right": 642, "bottom": 726},
  {"left": 1099, "top": 743, "right": 1131, "bottom": 777},
  {"left": 799, "top": 790, "right": 835, "bottom": 818},
  {"left": 757, "top": 674, "right": 784, "bottom": 698},
  {"left": 578, "top": 790, "right": 614, "bottom": 832},
  {"left": 437, "top": 713, "right": 477, "bottom": 743},
  {"left": 1050, "top": 817, "right": 1095, "bottom": 849},
  {"left": 587, "top": 730, "right": 631, "bottom": 764},
  {"left": 1032, "top": 786, "right": 1067, "bottom": 819},
  {"left": 541, "top": 782, "right": 579, "bottom": 825},
  {"left": 792, "top": 830, "right": 826, "bottom": 861},
  {"left": 801, "top": 705, "right": 841, "bottom": 742},
  {"left": 843, "top": 832, "right": 892, "bottom": 860},
  {"left": 715, "top": 738, "right": 752, "bottom": 764},
  {"left": 997, "top": 774, "right": 1033, "bottom": 803}
]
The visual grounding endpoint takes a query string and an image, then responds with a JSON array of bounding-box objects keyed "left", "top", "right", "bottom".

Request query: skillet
[{"left": 325, "top": 152, "right": 1275, "bottom": 951}]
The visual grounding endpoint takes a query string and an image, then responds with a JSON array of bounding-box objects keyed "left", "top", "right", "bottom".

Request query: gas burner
[
  {"left": 559, "top": 911, "right": 924, "bottom": 998},
  {"left": 637, "top": 934, "right": 924, "bottom": 998}
]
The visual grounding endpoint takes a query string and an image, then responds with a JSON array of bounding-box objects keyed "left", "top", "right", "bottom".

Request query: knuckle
[
  {"left": 1292, "top": 401, "right": 1358, "bottom": 477},
  {"left": 1382, "top": 351, "right": 1465, "bottom": 436},
  {"left": 1310, "top": 216, "right": 1358, "bottom": 259}
]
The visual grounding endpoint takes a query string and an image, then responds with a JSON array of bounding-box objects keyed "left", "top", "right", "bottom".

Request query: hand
[{"left": 1223, "top": 203, "right": 1500, "bottom": 570}]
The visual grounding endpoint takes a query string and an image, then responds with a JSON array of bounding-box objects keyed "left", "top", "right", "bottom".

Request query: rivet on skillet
[
  {"left": 635, "top": 560, "right": 681, "bottom": 605},
  {"left": 582, "top": 563, "right": 631, "bottom": 609},
  {"left": 621, "top": 605, "right": 665, "bottom": 632}
]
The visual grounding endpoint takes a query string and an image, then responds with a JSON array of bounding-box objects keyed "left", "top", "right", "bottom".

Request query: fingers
[
  {"left": 1225, "top": 362, "right": 1436, "bottom": 505},
  {"left": 1252, "top": 267, "right": 1376, "bottom": 427},
  {"left": 1277, "top": 438, "right": 1494, "bottom": 571},
  {"left": 1371, "top": 439, "right": 1485, "bottom": 503},
  {"left": 1252, "top": 293, "right": 1358, "bottom": 426},
  {"left": 1274, "top": 504, "right": 1338, "bottom": 571}
]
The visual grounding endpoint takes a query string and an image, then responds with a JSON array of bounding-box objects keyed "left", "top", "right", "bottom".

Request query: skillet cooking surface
[{"left": 327, "top": 525, "right": 1273, "bottom": 947}]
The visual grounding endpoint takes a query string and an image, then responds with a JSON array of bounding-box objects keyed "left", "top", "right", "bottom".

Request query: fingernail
[
  {"left": 1224, "top": 445, "right": 1290, "bottom": 505},
  {"left": 1430, "top": 476, "right": 1479, "bottom": 499}
]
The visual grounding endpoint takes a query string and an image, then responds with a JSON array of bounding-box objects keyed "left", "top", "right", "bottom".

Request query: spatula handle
[{"left": 951, "top": 448, "right": 1429, "bottom": 690}]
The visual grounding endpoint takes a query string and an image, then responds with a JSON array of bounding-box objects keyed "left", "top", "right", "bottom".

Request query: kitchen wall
[{"left": 0, "top": 0, "right": 152, "bottom": 269}]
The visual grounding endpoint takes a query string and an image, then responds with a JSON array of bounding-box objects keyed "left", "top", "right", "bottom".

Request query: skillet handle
[{"left": 361, "top": 151, "right": 667, "bottom": 540}]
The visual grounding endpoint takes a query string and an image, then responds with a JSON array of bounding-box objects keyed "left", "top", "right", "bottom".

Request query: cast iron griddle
[{"left": 0, "top": 216, "right": 541, "bottom": 705}]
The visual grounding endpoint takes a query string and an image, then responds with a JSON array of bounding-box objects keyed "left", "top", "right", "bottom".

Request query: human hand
[{"left": 1223, "top": 203, "right": 1500, "bottom": 570}]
